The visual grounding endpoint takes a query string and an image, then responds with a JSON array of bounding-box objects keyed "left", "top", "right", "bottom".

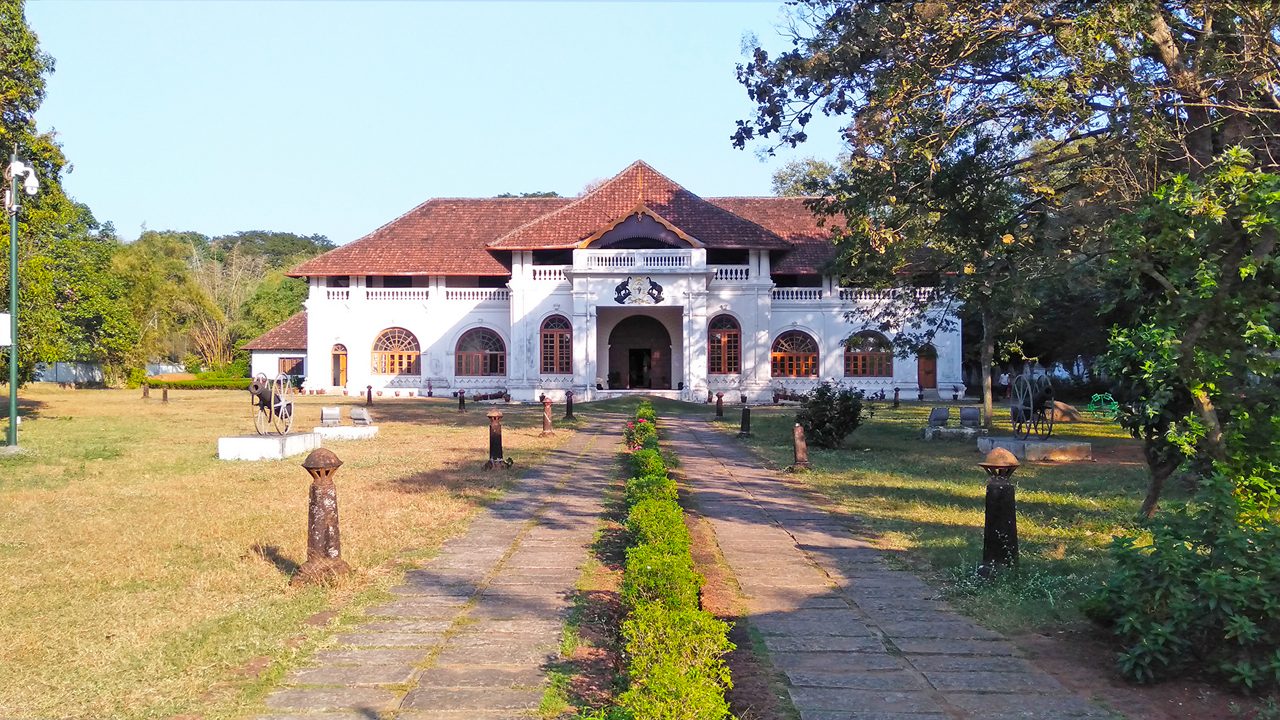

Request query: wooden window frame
[
  {"left": 844, "top": 332, "right": 894, "bottom": 378},
  {"left": 540, "top": 316, "right": 572, "bottom": 375},
  {"left": 770, "top": 331, "right": 819, "bottom": 378},
  {"left": 371, "top": 328, "right": 421, "bottom": 375},
  {"left": 707, "top": 315, "right": 741, "bottom": 375},
  {"left": 456, "top": 328, "right": 507, "bottom": 377}
]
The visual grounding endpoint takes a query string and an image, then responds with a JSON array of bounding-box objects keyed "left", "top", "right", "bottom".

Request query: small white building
[{"left": 249, "top": 161, "right": 962, "bottom": 402}]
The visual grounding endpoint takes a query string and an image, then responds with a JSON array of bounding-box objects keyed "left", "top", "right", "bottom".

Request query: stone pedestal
[
  {"left": 313, "top": 426, "right": 380, "bottom": 441},
  {"left": 218, "top": 433, "right": 322, "bottom": 461},
  {"left": 977, "top": 437, "right": 1092, "bottom": 462}
]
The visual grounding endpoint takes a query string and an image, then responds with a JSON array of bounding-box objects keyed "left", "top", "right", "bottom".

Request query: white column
[{"left": 686, "top": 290, "right": 709, "bottom": 401}]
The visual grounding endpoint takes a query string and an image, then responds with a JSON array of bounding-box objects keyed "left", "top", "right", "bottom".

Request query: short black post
[
  {"left": 427, "top": 380, "right": 433, "bottom": 397},
  {"left": 790, "top": 423, "right": 810, "bottom": 470},
  {"left": 484, "top": 409, "right": 508, "bottom": 470},
  {"left": 893, "top": 387, "right": 900, "bottom": 409},
  {"left": 162, "top": 387, "right": 169, "bottom": 403},
  {"left": 564, "top": 390, "right": 575, "bottom": 420},
  {"left": 366, "top": 385, "right": 373, "bottom": 405},
  {"left": 540, "top": 396, "right": 554, "bottom": 437},
  {"left": 917, "top": 387, "right": 925, "bottom": 402},
  {"left": 715, "top": 392, "right": 724, "bottom": 418},
  {"left": 458, "top": 389, "right": 466, "bottom": 413},
  {"left": 978, "top": 449, "right": 1021, "bottom": 578},
  {"left": 142, "top": 384, "right": 150, "bottom": 399},
  {"left": 738, "top": 405, "right": 752, "bottom": 438}
]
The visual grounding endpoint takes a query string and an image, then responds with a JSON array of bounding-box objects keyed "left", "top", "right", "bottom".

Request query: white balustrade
[
  {"left": 531, "top": 266, "right": 567, "bottom": 282},
  {"left": 445, "top": 288, "right": 511, "bottom": 302},
  {"left": 837, "top": 288, "right": 936, "bottom": 302},
  {"left": 325, "top": 289, "right": 350, "bottom": 300},
  {"left": 771, "top": 288, "right": 824, "bottom": 301},
  {"left": 579, "top": 249, "right": 695, "bottom": 271},
  {"left": 366, "top": 289, "right": 431, "bottom": 301},
  {"left": 712, "top": 265, "right": 750, "bottom": 281}
]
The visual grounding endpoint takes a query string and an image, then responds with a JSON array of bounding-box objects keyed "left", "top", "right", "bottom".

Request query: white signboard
[{"left": 0, "top": 313, "right": 9, "bottom": 346}]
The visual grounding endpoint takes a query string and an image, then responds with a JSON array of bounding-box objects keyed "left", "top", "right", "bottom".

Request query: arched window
[
  {"left": 707, "top": 315, "right": 740, "bottom": 375},
  {"left": 456, "top": 328, "right": 506, "bottom": 376},
  {"left": 845, "top": 331, "right": 894, "bottom": 377},
  {"left": 371, "top": 328, "right": 420, "bottom": 375},
  {"left": 540, "top": 315, "right": 572, "bottom": 374},
  {"left": 771, "top": 330, "right": 819, "bottom": 377}
]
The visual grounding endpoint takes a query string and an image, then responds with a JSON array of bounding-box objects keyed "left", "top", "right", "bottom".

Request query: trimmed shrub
[
  {"left": 145, "top": 378, "right": 254, "bottom": 390},
  {"left": 627, "top": 497, "right": 691, "bottom": 555},
  {"left": 795, "top": 382, "right": 868, "bottom": 449},
  {"left": 618, "top": 602, "right": 734, "bottom": 720},
  {"left": 626, "top": 473, "right": 678, "bottom": 508},
  {"left": 630, "top": 448, "right": 666, "bottom": 477},
  {"left": 624, "top": 417, "right": 657, "bottom": 449},
  {"left": 621, "top": 543, "right": 702, "bottom": 611},
  {"left": 635, "top": 400, "right": 657, "bottom": 424}
]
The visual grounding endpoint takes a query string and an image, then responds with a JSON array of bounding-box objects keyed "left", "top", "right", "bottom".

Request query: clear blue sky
[{"left": 27, "top": 1, "right": 847, "bottom": 245}]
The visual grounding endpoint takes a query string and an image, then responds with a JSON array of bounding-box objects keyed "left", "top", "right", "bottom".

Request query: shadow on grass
[{"left": 249, "top": 542, "right": 300, "bottom": 577}]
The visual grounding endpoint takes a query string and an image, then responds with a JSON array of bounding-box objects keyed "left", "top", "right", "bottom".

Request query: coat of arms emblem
[{"left": 614, "top": 276, "right": 664, "bottom": 305}]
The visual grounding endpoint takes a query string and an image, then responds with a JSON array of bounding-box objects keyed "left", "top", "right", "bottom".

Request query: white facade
[{"left": 292, "top": 247, "right": 962, "bottom": 403}]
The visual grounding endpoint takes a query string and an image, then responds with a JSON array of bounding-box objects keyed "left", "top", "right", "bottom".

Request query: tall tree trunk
[
  {"left": 1139, "top": 433, "right": 1181, "bottom": 519},
  {"left": 981, "top": 309, "right": 995, "bottom": 430}
]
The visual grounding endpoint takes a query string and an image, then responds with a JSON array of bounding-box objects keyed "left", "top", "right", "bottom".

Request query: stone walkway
[
  {"left": 666, "top": 418, "right": 1117, "bottom": 720},
  {"left": 258, "top": 420, "right": 614, "bottom": 720}
]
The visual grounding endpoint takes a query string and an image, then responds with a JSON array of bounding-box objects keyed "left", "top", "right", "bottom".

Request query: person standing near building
[{"left": 997, "top": 369, "right": 1011, "bottom": 399}]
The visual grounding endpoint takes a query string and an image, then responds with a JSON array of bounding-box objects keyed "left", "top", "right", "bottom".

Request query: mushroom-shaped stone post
[
  {"left": 715, "top": 392, "right": 724, "bottom": 418},
  {"left": 564, "top": 390, "right": 575, "bottom": 420},
  {"left": 978, "top": 447, "right": 1021, "bottom": 578},
  {"left": 541, "top": 396, "right": 554, "bottom": 437},
  {"left": 789, "top": 423, "right": 811, "bottom": 471},
  {"left": 293, "top": 448, "right": 350, "bottom": 586}
]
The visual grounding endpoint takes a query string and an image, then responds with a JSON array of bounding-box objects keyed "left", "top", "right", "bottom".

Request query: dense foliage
[
  {"left": 611, "top": 401, "right": 733, "bottom": 720},
  {"left": 795, "top": 382, "right": 867, "bottom": 448}
]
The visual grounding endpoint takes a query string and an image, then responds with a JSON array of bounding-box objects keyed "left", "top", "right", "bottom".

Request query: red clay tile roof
[
  {"left": 243, "top": 311, "right": 308, "bottom": 351},
  {"left": 287, "top": 162, "right": 840, "bottom": 277},
  {"left": 489, "top": 161, "right": 792, "bottom": 251},
  {"left": 709, "top": 196, "right": 838, "bottom": 274},
  {"left": 289, "top": 197, "right": 571, "bottom": 277}
]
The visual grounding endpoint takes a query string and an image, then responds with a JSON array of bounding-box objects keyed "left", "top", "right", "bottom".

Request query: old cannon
[
  {"left": 1009, "top": 373, "right": 1054, "bottom": 440},
  {"left": 249, "top": 373, "right": 295, "bottom": 435}
]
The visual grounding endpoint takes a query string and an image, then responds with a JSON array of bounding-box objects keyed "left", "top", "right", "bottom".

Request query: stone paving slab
[
  {"left": 255, "top": 420, "right": 613, "bottom": 718},
  {"left": 667, "top": 417, "right": 1119, "bottom": 720}
]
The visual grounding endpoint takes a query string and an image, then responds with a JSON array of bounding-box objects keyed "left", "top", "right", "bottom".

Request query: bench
[
  {"left": 350, "top": 407, "right": 373, "bottom": 426},
  {"left": 320, "top": 406, "right": 342, "bottom": 427},
  {"left": 959, "top": 407, "right": 982, "bottom": 428},
  {"left": 927, "top": 407, "right": 950, "bottom": 427}
]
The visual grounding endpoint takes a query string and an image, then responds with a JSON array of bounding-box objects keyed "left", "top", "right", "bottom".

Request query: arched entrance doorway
[
  {"left": 331, "top": 344, "right": 348, "bottom": 386},
  {"left": 917, "top": 344, "right": 938, "bottom": 390},
  {"left": 608, "top": 315, "right": 672, "bottom": 390}
]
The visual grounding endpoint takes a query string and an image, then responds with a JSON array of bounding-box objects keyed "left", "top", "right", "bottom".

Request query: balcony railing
[
  {"left": 712, "top": 265, "right": 750, "bottom": 281},
  {"left": 367, "top": 289, "right": 430, "bottom": 301},
  {"left": 325, "top": 289, "right": 350, "bottom": 300},
  {"left": 531, "top": 266, "right": 568, "bottom": 282},
  {"left": 445, "top": 288, "right": 510, "bottom": 302},
  {"left": 772, "top": 288, "right": 824, "bottom": 301},
  {"left": 576, "top": 249, "right": 696, "bottom": 272},
  {"left": 837, "top": 288, "right": 936, "bottom": 302}
]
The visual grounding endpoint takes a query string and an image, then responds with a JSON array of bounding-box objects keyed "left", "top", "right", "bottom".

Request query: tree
[
  {"left": 734, "top": 0, "right": 1280, "bottom": 488},
  {"left": 495, "top": 191, "right": 561, "bottom": 198},
  {"left": 771, "top": 157, "right": 839, "bottom": 196}
]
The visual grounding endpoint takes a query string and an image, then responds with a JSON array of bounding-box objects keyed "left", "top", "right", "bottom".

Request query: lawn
[
  {"left": 0, "top": 385, "right": 575, "bottom": 720},
  {"left": 708, "top": 400, "right": 1161, "bottom": 633}
]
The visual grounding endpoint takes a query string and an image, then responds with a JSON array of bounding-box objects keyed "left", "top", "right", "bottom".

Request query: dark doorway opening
[
  {"left": 608, "top": 314, "right": 672, "bottom": 390},
  {"left": 629, "top": 349, "right": 652, "bottom": 389}
]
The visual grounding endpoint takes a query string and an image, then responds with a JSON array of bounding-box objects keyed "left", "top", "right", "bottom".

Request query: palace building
[{"left": 244, "top": 161, "right": 962, "bottom": 403}]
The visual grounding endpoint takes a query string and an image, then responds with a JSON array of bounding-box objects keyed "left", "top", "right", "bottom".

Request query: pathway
[
  {"left": 666, "top": 418, "right": 1116, "bottom": 720},
  {"left": 258, "top": 419, "right": 614, "bottom": 720}
]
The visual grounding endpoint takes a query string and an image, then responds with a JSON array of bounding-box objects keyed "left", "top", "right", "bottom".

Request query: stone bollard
[
  {"left": 292, "top": 448, "right": 350, "bottom": 586},
  {"left": 541, "top": 396, "right": 554, "bottom": 437},
  {"left": 366, "top": 385, "right": 373, "bottom": 406},
  {"left": 457, "top": 389, "right": 466, "bottom": 413},
  {"left": 977, "top": 448, "right": 1020, "bottom": 578},
  {"left": 917, "top": 387, "right": 925, "bottom": 401},
  {"left": 427, "top": 379, "right": 433, "bottom": 397},
  {"left": 738, "top": 405, "right": 752, "bottom": 438},
  {"left": 715, "top": 392, "right": 724, "bottom": 418},
  {"left": 142, "top": 384, "right": 149, "bottom": 399},
  {"left": 564, "top": 390, "right": 575, "bottom": 420},
  {"left": 162, "top": 387, "right": 169, "bottom": 403},
  {"left": 483, "top": 409, "right": 511, "bottom": 470},
  {"left": 789, "top": 423, "right": 811, "bottom": 471},
  {"left": 893, "top": 387, "right": 900, "bottom": 409}
]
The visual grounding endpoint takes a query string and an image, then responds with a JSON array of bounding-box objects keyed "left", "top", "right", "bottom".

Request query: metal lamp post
[{"left": 3, "top": 151, "right": 38, "bottom": 448}]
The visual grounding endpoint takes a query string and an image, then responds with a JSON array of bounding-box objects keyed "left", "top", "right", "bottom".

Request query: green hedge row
[
  {"left": 144, "top": 379, "right": 254, "bottom": 390},
  {"left": 612, "top": 399, "right": 734, "bottom": 720}
]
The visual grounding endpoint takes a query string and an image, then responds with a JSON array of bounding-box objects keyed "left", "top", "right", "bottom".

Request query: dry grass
[{"left": 0, "top": 385, "right": 574, "bottom": 720}]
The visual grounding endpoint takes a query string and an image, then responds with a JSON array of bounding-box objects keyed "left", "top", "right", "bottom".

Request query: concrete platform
[
  {"left": 218, "top": 433, "right": 321, "bottom": 461},
  {"left": 313, "top": 426, "right": 380, "bottom": 441},
  {"left": 978, "top": 436, "right": 1092, "bottom": 462},
  {"left": 922, "top": 426, "right": 986, "bottom": 441}
]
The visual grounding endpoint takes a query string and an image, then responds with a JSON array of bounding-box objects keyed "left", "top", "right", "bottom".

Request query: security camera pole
[{"left": 4, "top": 150, "right": 39, "bottom": 448}]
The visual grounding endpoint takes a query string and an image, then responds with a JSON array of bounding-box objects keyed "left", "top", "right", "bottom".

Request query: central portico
[{"left": 257, "top": 160, "right": 964, "bottom": 402}]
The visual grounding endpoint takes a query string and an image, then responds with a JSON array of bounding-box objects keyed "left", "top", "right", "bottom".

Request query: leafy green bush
[
  {"left": 125, "top": 367, "right": 147, "bottom": 389},
  {"left": 624, "top": 417, "right": 657, "bottom": 449},
  {"left": 625, "top": 473, "right": 678, "bottom": 509},
  {"left": 618, "top": 602, "right": 734, "bottom": 720},
  {"left": 621, "top": 543, "right": 702, "bottom": 611},
  {"left": 630, "top": 448, "right": 666, "bottom": 477},
  {"left": 1085, "top": 475, "right": 1280, "bottom": 692},
  {"left": 627, "top": 498, "right": 691, "bottom": 555},
  {"left": 635, "top": 400, "right": 657, "bottom": 423},
  {"left": 795, "top": 382, "right": 868, "bottom": 449},
  {"left": 197, "top": 359, "right": 249, "bottom": 380},
  {"left": 145, "top": 378, "right": 254, "bottom": 390}
]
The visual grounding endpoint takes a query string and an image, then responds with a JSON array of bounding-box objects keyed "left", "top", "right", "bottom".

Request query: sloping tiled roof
[
  {"left": 710, "top": 197, "right": 839, "bottom": 274},
  {"left": 489, "top": 161, "right": 792, "bottom": 251},
  {"left": 287, "top": 162, "right": 841, "bottom": 277},
  {"left": 289, "top": 197, "right": 571, "bottom": 277},
  {"left": 243, "top": 311, "right": 308, "bottom": 351}
]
